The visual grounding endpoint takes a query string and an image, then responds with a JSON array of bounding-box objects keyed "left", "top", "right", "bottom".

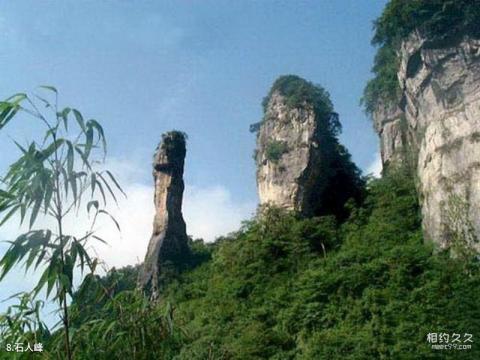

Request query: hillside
[{"left": 40, "top": 170, "right": 479, "bottom": 359}]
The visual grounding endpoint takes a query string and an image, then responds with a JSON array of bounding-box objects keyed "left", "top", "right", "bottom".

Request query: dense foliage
[
  {"left": 250, "top": 75, "right": 340, "bottom": 136},
  {"left": 362, "top": 0, "right": 480, "bottom": 114},
  {"left": 157, "top": 171, "right": 480, "bottom": 359},
  {"left": 8, "top": 170, "right": 477, "bottom": 358},
  {"left": 159, "top": 131, "right": 188, "bottom": 164},
  {"left": 315, "top": 143, "right": 364, "bottom": 220},
  {"left": 264, "top": 140, "right": 289, "bottom": 163}
]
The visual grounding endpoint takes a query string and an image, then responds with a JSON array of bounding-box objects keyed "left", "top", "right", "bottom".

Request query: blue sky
[
  {"left": 0, "top": 0, "right": 385, "bottom": 199},
  {"left": 0, "top": 0, "right": 386, "bottom": 322}
]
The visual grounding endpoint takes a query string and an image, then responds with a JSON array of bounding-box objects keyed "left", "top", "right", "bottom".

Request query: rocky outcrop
[
  {"left": 255, "top": 76, "right": 363, "bottom": 218},
  {"left": 256, "top": 92, "right": 320, "bottom": 215},
  {"left": 139, "top": 131, "right": 190, "bottom": 295},
  {"left": 374, "top": 33, "right": 480, "bottom": 250}
]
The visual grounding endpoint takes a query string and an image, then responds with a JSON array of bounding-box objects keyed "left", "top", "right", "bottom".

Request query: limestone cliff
[
  {"left": 255, "top": 75, "right": 364, "bottom": 219},
  {"left": 374, "top": 34, "right": 480, "bottom": 250},
  {"left": 139, "top": 131, "right": 190, "bottom": 295}
]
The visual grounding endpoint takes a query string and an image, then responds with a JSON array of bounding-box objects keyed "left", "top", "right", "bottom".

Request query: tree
[{"left": 0, "top": 87, "right": 124, "bottom": 359}]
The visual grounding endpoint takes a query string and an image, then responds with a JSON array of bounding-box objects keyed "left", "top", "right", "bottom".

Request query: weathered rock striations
[
  {"left": 255, "top": 75, "right": 363, "bottom": 219},
  {"left": 374, "top": 33, "right": 480, "bottom": 250},
  {"left": 256, "top": 91, "right": 320, "bottom": 214},
  {"left": 139, "top": 131, "right": 190, "bottom": 295}
]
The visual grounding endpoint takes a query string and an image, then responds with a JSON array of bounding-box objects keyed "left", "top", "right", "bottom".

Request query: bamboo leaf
[
  {"left": 60, "top": 107, "right": 71, "bottom": 131},
  {"left": 84, "top": 127, "right": 94, "bottom": 159},
  {"left": 92, "top": 235, "right": 107, "bottom": 245},
  {"left": 0, "top": 102, "right": 19, "bottom": 130},
  {"left": 43, "top": 185, "right": 53, "bottom": 214},
  {"left": 39, "top": 85, "right": 57, "bottom": 93},
  {"left": 87, "top": 200, "right": 99, "bottom": 214},
  {"left": 41, "top": 139, "right": 64, "bottom": 160},
  {"left": 43, "top": 128, "right": 56, "bottom": 143},
  {"left": 91, "top": 173, "right": 97, "bottom": 196},
  {"left": 0, "top": 204, "right": 21, "bottom": 227},
  {"left": 0, "top": 238, "right": 28, "bottom": 281},
  {"left": 70, "top": 174, "right": 78, "bottom": 206},
  {"left": 74, "top": 146, "right": 92, "bottom": 170},
  {"left": 46, "top": 265, "right": 57, "bottom": 299},
  {"left": 99, "top": 210, "right": 121, "bottom": 232},
  {"left": 60, "top": 167, "right": 69, "bottom": 196},
  {"left": 72, "top": 109, "right": 86, "bottom": 132},
  {"left": 95, "top": 179, "right": 106, "bottom": 205},
  {"left": 87, "top": 119, "right": 107, "bottom": 154},
  {"left": 25, "top": 247, "right": 40, "bottom": 272},
  {"left": 13, "top": 141, "right": 28, "bottom": 154},
  {"left": 75, "top": 241, "right": 85, "bottom": 271},
  {"left": 29, "top": 196, "right": 43, "bottom": 229},
  {"left": 34, "top": 249, "right": 47, "bottom": 270},
  {"left": 6, "top": 93, "right": 27, "bottom": 103},
  {"left": 34, "top": 94, "right": 51, "bottom": 108},
  {"left": 105, "top": 170, "right": 126, "bottom": 197},
  {"left": 90, "top": 258, "right": 98, "bottom": 273},
  {"left": 20, "top": 203, "right": 27, "bottom": 225},
  {"left": 66, "top": 141, "right": 74, "bottom": 175},
  {"left": 97, "top": 172, "right": 117, "bottom": 204},
  {"left": 33, "top": 266, "right": 49, "bottom": 298}
]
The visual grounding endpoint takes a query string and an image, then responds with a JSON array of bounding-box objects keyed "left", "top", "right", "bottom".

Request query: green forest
[
  {"left": 3, "top": 168, "right": 479, "bottom": 359},
  {"left": 98, "top": 172, "right": 480, "bottom": 359}
]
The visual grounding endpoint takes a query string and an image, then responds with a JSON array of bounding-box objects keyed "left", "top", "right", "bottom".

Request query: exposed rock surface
[
  {"left": 139, "top": 131, "right": 190, "bottom": 295},
  {"left": 256, "top": 92, "right": 321, "bottom": 215},
  {"left": 374, "top": 33, "right": 480, "bottom": 250},
  {"left": 255, "top": 76, "right": 363, "bottom": 218}
]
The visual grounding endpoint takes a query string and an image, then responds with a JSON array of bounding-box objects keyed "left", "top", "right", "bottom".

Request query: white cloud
[
  {"left": 366, "top": 152, "right": 383, "bottom": 177},
  {"left": 89, "top": 160, "right": 255, "bottom": 269},
  {"left": 88, "top": 182, "right": 155, "bottom": 269},
  {"left": 0, "top": 157, "right": 256, "bottom": 272},
  {"left": 184, "top": 185, "right": 255, "bottom": 242}
]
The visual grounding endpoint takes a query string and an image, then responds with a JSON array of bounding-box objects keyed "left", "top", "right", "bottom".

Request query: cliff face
[
  {"left": 255, "top": 76, "right": 363, "bottom": 218},
  {"left": 256, "top": 92, "right": 322, "bottom": 215},
  {"left": 374, "top": 34, "right": 480, "bottom": 250},
  {"left": 139, "top": 131, "right": 190, "bottom": 295}
]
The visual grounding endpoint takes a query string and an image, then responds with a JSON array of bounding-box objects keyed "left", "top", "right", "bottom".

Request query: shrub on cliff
[
  {"left": 251, "top": 75, "right": 341, "bottom": 137},
  {"left": 265, "top": 140, "right": 289, "bottom": 163},
  {"left": 362, "top": 0, "right": 480, "bottom": 114}
]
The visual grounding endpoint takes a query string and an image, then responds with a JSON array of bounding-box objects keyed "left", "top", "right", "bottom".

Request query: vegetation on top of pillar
[
  {"left": 250, "top": 75, "right": 341, "bottom": 137},
  {"left": 252, "top": 75, "right": 365, "bottom": 220},
  {"left": 156, "top": 130, "right": 188, "bottom": 166}
]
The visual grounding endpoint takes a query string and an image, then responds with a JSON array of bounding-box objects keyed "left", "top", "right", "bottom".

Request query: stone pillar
[
  {"left": 255, "top": 78, "right": 363, "bottom": 219},
  {"left": 139, "top": 131, "right": 190, "bottom": 296}
]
